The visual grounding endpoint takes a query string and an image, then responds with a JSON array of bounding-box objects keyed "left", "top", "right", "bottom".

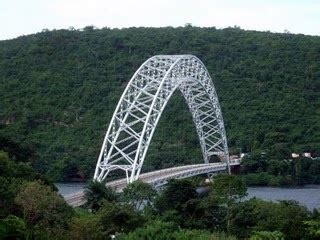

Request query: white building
[{"left": 291, "top": 153, "right": 299, "bottom": 158}]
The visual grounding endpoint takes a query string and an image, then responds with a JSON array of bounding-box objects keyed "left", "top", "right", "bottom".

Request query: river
[
  {"left": 246, "top": 185, "right": 320, "bottom": 210},
  {"left": 55, "top": 182, "right": 87, "bottom": 196},
  {"left": 56, "top": 183, "right": 320, "bottom": 210}
]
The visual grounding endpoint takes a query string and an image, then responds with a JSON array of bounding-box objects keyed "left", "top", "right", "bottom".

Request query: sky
[{"left": 0, "top": 0, "right": 319, "bottom": 40}]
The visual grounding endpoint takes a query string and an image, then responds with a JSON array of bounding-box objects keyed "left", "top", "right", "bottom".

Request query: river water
[
  {"left": 55, "top": 182, "right": 86, "bottom": 196},
  {"left": 246, "top": 185, "right": 320, "bottom": 210},
  {"left": 56, "top": 183, "right": 320, "bottom": 210}
]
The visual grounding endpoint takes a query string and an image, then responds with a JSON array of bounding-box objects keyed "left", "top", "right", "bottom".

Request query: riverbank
[{"left": 242, "top": 172, "right": 320, "bottom": 186}]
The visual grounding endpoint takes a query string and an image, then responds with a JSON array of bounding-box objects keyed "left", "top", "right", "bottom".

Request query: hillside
[{"left": 0, "top": 26, "right": 319, "bottom": 181}]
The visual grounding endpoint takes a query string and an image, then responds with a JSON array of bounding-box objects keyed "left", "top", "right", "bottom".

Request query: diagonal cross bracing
[{"left": 94, "top": 55, "right": 230, "bottom": 183}]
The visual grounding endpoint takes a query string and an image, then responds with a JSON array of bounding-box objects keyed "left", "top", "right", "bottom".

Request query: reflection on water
[{"left": 56, "top": 183, "right": 320, "bottom": 210}]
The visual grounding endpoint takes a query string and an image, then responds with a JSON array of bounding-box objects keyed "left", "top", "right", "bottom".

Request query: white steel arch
[{"left": 94, "top": 55, "right": 230, "bottom": 183}]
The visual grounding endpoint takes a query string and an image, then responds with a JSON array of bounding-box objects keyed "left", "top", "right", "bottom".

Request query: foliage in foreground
[
  {"left": 119, "top": 220, "right": 237, "bottom": 240},
  {"left": 84, "top": 180, "right": 119, "bottom": 212},
  {"left": 1, "top": 145, "right": 320, "bottom": 239},
  {"left": 249, "top": 231, "right": 284, "bottom": 240}
]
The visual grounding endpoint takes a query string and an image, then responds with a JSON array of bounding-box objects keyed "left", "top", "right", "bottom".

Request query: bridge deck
[{"left": 64, "top": 160, "right": 240, "bottom": 207}]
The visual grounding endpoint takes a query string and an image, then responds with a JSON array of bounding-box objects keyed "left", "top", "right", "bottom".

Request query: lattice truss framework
[{"left": 94, "top": 55, "right": 230, "bottom": 183}]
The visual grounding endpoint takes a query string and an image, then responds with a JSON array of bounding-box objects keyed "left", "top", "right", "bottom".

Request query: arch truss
[{"left": 94, "top": 55, "right": 230, "bottom": 183}]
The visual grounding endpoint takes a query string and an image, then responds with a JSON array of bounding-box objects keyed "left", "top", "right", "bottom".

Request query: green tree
[
  {"left": 210, "top": 174, "right": 247, "bottom": 202},
  {"left": 0, "top": 150, "right": 54, "bottom": 218},
  {"left": 119, "top": 220, "right": 176, "bottom": 240},
  {"left": 96, "top": 200, "right": 145, "bottom": 237},
  {"left": 14, "top": 181, "right": 73, "bottom": 238},
  {"left": 122, "top": 180, "right": 157, "bottom": 210},
  {"left": 68, "top": 213, "right": 104, "bottom": 240},
  {"left": 304, "top": 220, "right": 320, "bottom": 239},
  {"left": 227, "top": 199, "right": 257, "bottom": 237},
  {"left": 84, "top": 180, "right": 119, "bottom": 212},
  {"left": 252, "top": 199, "right": 309, "bottom": 240},
  {"left": 155, "top": 179, "right": 197, "bottom": 213},
  {"left": 250, "top": 230, "right": 284, "bottom": 240},
  {"left": 0, "top": 215, "right": 27, "bottom": 240},
  {"left": 119, "top": 220, "right": 237, "bottom": 240},
  {"left": 209, "top": 174, "right": 247, "bottom": 232}
]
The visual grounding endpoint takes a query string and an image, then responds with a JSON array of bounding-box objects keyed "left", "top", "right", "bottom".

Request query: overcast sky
[{"left": 1, "top": 0, "right": 319, "bottom": 40}]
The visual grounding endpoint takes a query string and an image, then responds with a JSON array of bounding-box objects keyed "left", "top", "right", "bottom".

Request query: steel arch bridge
[{"left": 94, "top": 55, "right": 230, "bottom": 184}]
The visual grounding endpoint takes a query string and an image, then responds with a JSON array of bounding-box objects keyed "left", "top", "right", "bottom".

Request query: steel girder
[{"left": 94, "top": 55, "right": 230, "bottom": 183}]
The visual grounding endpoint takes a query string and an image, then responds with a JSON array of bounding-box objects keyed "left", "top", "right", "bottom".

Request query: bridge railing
[
  {"left": 105, "top": 160, "right": 241, "bottom": 188},
  {"left": 106, "top": 163, "right": 227, "bottom": 187},
  {"left": 149, "top": 163, "right": 227, "bottom": 183},
  {"left": 138, "top": 163, "right": 219, "bottom": 178}
]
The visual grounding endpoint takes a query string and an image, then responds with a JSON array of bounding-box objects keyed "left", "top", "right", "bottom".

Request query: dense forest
[{"left": 0, "top": 26, "right": 319, "bottom": 181}]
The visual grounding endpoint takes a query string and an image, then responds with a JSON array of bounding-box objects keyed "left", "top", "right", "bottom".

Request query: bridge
[
  {"left": 65, "top": 160, "right": 240, "bottom": 207},
  {"left": 65, "top": 55, "right": 240, "bottom": 207}
]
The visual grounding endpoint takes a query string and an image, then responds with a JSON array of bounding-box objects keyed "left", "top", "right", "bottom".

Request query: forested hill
[{"left": 1, "top": 26, "right": 319, "bottom": 181}]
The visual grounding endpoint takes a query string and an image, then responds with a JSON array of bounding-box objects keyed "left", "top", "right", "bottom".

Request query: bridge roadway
[{"left": 65, "top": 160, "right": 240, "bottom": 207}]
